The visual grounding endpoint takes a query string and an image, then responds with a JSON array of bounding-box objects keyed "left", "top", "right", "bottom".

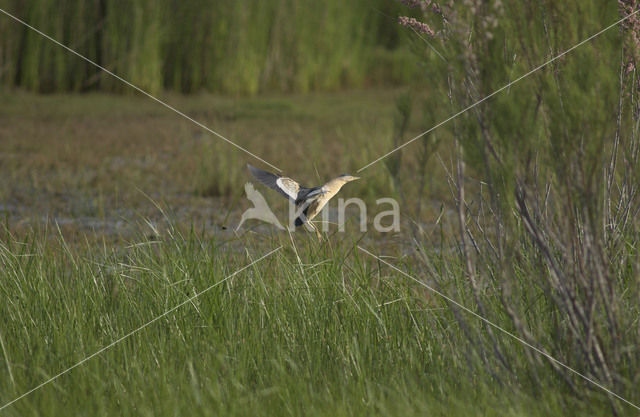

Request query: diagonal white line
[
  {"left": 409, "top": 26, "right": 446, "bottom": 62},
  {"left": 357, "top": 246, "right": 640, "bottom": 412},
  {"left": 0, "top": 246, "right": 281, "bottom": 412},
  {"left": 357, "top": 9, "right": 640, "bottom": 173},
  {"left": 0, "top": 7, "right": 282, "bottom": 173}
]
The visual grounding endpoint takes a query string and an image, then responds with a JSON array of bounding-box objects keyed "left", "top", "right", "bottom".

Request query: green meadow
[{"left": 1, "top": 0, "right": 640, "bottom": 416}]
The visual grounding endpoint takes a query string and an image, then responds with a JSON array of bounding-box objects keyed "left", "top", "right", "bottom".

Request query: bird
[
  {"left": 236, "top": 182, "right": 285, "bottom": 231},
  {"left": 247, "top": 164, "right": 360, "bottom": 238}
]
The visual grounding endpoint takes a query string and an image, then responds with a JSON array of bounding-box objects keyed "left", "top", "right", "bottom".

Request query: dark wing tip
[
  {"left": 247, "top": 163, "right": 261, "bottom": 176},
  {"left": 247, "top": 163, "right": 292, "bottom": 197},
  {"left": 248, "top": 164, "right": 277, "bottom": 180}
]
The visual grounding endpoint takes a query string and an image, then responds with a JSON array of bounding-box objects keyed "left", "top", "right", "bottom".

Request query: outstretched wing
[{"left": 248, "top": 164, "right": 300, "bottom": 201}]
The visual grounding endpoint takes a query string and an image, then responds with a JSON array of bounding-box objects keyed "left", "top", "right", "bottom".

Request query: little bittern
[{"left": 247, "top": 164, "right": 359, "bottom": 238}]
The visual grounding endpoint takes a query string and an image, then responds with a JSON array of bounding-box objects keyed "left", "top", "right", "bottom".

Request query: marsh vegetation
[{"left": 1, "top": 1, "right": 640, "bottom": 416}]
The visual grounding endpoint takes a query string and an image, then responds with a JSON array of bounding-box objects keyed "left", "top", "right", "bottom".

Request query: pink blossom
[{"left": 398, "top": 16, "right": 435, "bottom": 37}]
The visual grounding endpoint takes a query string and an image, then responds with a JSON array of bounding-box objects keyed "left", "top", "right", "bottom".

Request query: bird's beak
[{"left": 351, "top": 176, "right": 360, "bottom": 181}]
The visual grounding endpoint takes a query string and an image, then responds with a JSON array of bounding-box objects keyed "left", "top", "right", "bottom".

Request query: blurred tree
[{"left": 0, "top": 0, "right": 418, "bottom": 94}]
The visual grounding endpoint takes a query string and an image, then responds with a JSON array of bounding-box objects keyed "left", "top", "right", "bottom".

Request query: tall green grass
[
  {"left": 0, "top": 223, "right": 620, "bottom": 416},
  {"left": 0, "top": 0, "right": 417, "bottom": 94}
]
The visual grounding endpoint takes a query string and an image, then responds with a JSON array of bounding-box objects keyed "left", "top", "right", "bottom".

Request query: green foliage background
[{"left": 0, "top": 0, "right": 416, "bottom": 94}]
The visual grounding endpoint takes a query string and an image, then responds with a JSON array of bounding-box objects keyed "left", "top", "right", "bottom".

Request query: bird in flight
[{"left": 247, "top": 164, "right": 360, "bottom": 238}]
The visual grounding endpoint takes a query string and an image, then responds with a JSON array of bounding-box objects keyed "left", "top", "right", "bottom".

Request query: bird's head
[{"left": 338, "top": 174, "right": 360, "bottom": 183}]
